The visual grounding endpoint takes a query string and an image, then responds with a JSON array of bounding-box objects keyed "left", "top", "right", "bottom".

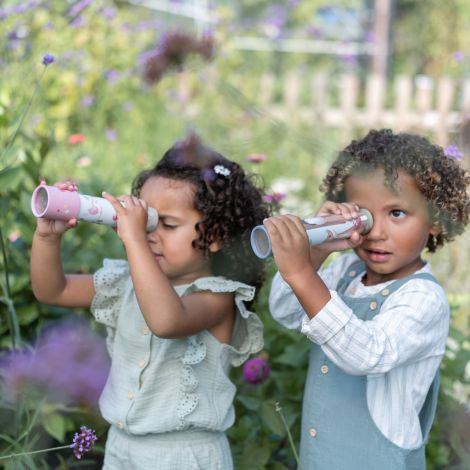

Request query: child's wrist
[{"left": 34, "top": 229, "right": 63, "bottom": 243}]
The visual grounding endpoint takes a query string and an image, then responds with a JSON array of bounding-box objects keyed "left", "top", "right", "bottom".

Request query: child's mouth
[{"left": 365, "top": 248, "right": 391, "bottom": 262}]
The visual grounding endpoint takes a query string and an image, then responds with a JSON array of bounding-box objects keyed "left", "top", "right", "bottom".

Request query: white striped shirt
[{"left": 269, "top": 253, "right": 449, "bottom": 449}]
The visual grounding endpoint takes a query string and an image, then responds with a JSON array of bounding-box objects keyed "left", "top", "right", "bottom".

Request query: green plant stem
[
  {"left": 0, "top": 225, "right": 21, "bottom": 348},
  {"left": 0, "top": 67, "right": 47, "bottom": 166},
  {"left": 0, "top": 444, "right": 71, "bottom": 461},
  {"left": 275, "top": 402, "right": 303, "bottom": 470}
]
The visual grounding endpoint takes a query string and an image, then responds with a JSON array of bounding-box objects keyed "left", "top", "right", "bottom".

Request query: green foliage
[{"left": 0, "top": 1, "right": 469, "bottom": 468}]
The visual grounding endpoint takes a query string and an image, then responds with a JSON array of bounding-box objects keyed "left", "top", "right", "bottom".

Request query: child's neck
[{"left": 361, "top": 258, "right": 426, "bottom": 286}]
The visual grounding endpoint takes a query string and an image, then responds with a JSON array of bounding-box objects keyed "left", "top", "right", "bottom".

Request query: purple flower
[
  {"left": 444, "top": 144, "right": 463, "bottom": 160},
  {"left": 42, "top": 53, "right": 55, "bottom": 66},
  {"left": 68, "top": 0, "right": 92, "bottom": 17},
  {"left": 1, "top": 319, "right": 110, "bottom": 406},
  {"left": 70, "top": 426, "right": 98, "bottom": 459},
  {"left": 105, "top": 128, "right": 118, "bottom": 141},
  {"left": 81, "top": 94, "right": 94, "bottom": 107},
  {"left": 242, "top": 357, "right": 270, "bottom": 384},
  {"left": 263, "top": 192, "right": 286, "bottom": 204},
  {"left": 452, "top": 51, "right": 465, "bottom": 63}
]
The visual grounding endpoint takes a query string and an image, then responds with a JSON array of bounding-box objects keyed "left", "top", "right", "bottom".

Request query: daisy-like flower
[
  {"left": 70, "top": 426, "right": 98, "bottom": 459},
  {"left": 213, "top": 164, "right": 230, "bottom": 177}
]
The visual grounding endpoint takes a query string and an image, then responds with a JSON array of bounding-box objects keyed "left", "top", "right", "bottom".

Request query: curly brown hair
[
  {"left": 321, "top": 129, "right": 470, "bottom": 252},
  {"left": 131, "top": 134, "right": 271, "bottom": 296}
]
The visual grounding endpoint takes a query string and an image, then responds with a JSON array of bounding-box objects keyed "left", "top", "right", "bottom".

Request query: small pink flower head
[
  {"left": 242, "top": 357, "right": 270, "bottom": 385},
  {"left": 263, "top": 191, "right": 286, "bottom": 204},
  {"left": 70, "top": 426, "right": 98, "bottom": 459},
  {"left": 245, "top": 153, "right": 267, "bottom": 163},
  {"left": 444, "top": 144, "right": 463, "bottom": 160},
  {"left": 68, "top": 134, "right": 86, "bottom": 145}
]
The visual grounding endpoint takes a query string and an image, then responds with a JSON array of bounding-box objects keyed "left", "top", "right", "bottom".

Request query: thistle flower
[
  {"left": 42, "top": 53, "right": 55, "bottom": 66},
  {"left": 444, "top": 144, "right": 463, "bottom": 160},
  {"left": 70, "top": 426, "right": 98, "bottom": 459},
  {"left": 242, "top": 357, "right": 270, "bottom": 384}
]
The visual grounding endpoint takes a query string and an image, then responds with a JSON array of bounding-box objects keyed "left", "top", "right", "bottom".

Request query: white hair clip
[{"left": 213, "top": 164, "right": 231, "bottom": 177}]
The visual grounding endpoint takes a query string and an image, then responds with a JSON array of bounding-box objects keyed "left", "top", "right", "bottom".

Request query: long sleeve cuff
[{"left": 300, "top": 290, "right": 352, "bottom": 344}]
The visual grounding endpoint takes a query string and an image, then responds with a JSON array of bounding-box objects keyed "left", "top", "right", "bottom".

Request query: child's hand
[
  {"left": 311, "top": 201, "right": 365, "bottom": 256},
  {"left": 102, "top": 192, "right": 148, "bottom": 245},
  {"left": 35, "top": 180, "right": 78, "bottom": 238},
  {"left": 263, "top": 215, "right": 313, "bottom": 283}
]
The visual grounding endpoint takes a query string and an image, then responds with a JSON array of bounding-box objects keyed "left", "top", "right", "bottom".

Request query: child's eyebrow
[{"left": 159, "top": 214, "right": 184, "bottom": 223}]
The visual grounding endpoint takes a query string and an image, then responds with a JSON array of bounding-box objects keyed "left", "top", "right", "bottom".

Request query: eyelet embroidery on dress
[
  {"left": 90, "top": 259, "right": 129, "bottom": 355},
  {"left": 176, "top": 337, "right": 206, "bottom": 430}
]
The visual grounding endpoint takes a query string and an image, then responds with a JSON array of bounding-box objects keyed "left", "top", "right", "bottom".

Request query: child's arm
[
  {"left": 30, "top": 182, "right": 95, "bottom": 307},
  {"left": 264, "top": 202, "right": 364, "bottom": 318},
  {"left": 103, "top": 193, "right": 234, "bottom": 338}
]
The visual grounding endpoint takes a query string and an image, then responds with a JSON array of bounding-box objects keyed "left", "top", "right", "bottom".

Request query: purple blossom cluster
[
  {"left": 0, "top": 319, "right": 110, "bottom": 406},
  {"left": 242, "top": 357, "right": 270, "bottom": 385},
  {"left": 70, "top": 426, "right": 98, "bottom": 459},
  {"left": 142, "top": 31, "right": 215, "bottom": 85},
  {"left": 444, "top": 144, "right": 463, "bottom": 160}
]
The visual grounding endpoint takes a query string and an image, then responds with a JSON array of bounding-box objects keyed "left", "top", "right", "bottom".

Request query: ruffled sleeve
[
  {"left": 177, "top": 277, "right": 264, "bottom": 367},
  {"left": 91, "top": 259, "right": 130, "bottom": 355}
]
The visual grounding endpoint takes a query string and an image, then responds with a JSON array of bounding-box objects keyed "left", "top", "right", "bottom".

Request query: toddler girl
[
  {"left": 265, "top": 129, "right": 469, "bottom": 469},
  {"left": 30, "top": 135, "right": 270, "bottom": 469}
]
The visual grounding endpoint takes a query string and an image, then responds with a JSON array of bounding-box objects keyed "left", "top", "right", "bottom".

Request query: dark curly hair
[
  {"left": 131, "top": 134, "right": 271, "bottom": 297},
  {"left": 321, "top": 129, "right": 470, "bottom": 252}
]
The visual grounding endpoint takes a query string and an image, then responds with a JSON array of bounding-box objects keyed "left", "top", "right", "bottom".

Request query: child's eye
[
  {"left": 162, "top": 223, "right": 177, "bottom": 229},
  {"left": 390, "top": 209, "right": 406, "bottom": 219}
]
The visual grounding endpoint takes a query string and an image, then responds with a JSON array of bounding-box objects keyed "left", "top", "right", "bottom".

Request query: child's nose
[
  {"left": 365, "top": 214, "right": 386, "bottom": 240},
  {"left": 147, "top": 222, "right": 161, "bottom": 242}
]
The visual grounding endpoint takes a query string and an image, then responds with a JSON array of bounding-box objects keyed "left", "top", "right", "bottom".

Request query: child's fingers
[
  {"left": 317, "top": 201, "right": 360, "bottom": 219},
  {"left": 102, "top": 191, "right": 126, "bottom": 213},
  {"left": 67, "top": 218, "right": 78, "bottom": 228},
  {"left": 55, "top": 180, "right": 78, "bottom": 192}
]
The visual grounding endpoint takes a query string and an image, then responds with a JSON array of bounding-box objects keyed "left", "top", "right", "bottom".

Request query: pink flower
[
  {"left": 68, "top": 134, "right": 86, "bottom": 145},
  {"left": 263, "top": 191, "right": 286, "bottom": 203},
  {"left": 245, "top": 153, "right": 267, "bottom": 163},
  {"left": 242, "top": 357, "right": 270, "bottom": 384}
]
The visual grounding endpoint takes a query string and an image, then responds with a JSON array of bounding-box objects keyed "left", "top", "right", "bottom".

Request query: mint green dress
[{"left": 91, "top": 259, "right": 264, "bottom": 470}]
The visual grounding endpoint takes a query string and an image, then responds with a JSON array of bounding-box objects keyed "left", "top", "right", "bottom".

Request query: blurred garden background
[{"left": 0, "top": 0, "right": 469, "bottom": 468}]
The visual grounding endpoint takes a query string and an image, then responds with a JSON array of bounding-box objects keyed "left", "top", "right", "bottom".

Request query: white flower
[{"left": 213, "top": 164, "right": 230, "bottom": 177}]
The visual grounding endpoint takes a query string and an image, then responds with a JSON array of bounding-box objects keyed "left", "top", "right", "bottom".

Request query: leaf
[
  {"left": 41, "top": 413, "right": 66, "bottom": 443},
  {"left": 0, "top": 166, "right": 22, "bottom": 191},
  {"left": 236, "top": 395, "right": 261, "bottom": 411},
  {"left": 238, "top": 440, "right": 271, "bottom": 469},
  {"left": 260, "top": 401, "right": 286, "bottom": 436}
]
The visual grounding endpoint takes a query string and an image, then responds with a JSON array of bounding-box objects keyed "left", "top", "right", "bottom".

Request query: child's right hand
[
  {"left": 310, "top": 201, "right": 365, "bottom": 257},
  {"left": 35, "top": 180, "right": 78, "bottom": 238}
]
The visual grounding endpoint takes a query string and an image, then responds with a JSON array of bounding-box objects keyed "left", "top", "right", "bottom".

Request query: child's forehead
[{"left": 141, "top": 176, "right": 197, "bottom": 206}]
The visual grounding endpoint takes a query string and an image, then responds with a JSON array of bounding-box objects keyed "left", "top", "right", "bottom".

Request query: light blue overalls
[{"left": 300, "top": 262, "right": 440, "bottom": 470}]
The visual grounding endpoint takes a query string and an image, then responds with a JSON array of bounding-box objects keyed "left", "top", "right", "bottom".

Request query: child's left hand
[
  {"left": 102, "top": 192, "right": 149, "bottom": 245},
  {"left": 263, "top": 215, "right": 313, "bottom": 283}
]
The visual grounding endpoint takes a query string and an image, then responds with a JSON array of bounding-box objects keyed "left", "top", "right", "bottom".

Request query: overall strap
[{"left": 337, "top": 260, "right": 439, "bottom": 297}]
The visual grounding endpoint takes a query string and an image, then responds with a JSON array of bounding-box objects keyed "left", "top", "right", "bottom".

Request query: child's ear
[
  {"left": 209, "top": 240, "right": 222, "bottom": 253},
  {"left": 429, "top": 223, "right": 441, "bottom": 236}
]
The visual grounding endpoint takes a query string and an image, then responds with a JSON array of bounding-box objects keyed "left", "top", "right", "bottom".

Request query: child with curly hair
[
  {"left": 265, "top": 129, "right": 469, "bottom": 469},
  {"left": 30, "top": 134, "right": 270, "bottom": 469}
]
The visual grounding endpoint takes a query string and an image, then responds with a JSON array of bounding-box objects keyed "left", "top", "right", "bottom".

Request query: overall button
[
  {"left": 117, "top": 421, "right": 124, "bottom": 429},
  {"left": 309, "top": 428, "right": 317, "bottom": 438},
  {"left": 348, "top": 270, "right": 356, "bottom": 277},
  {"left": 369, "top": 301, "right": 378, "bottom": 310},
  {"left": 142, "top": 326, "right": 150, "bottom": 335},
  {"left": 381, "top": 288, "right": 390, "bottom": 296},
  {"left": 127, "top": 391, "right": 134, "bottom": 400},
  {"left": 320, "top": 365, "right": 329, "bottom": 374},
  {"left": 138, "top": 358, "right": 146, "bottom": 368}
]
